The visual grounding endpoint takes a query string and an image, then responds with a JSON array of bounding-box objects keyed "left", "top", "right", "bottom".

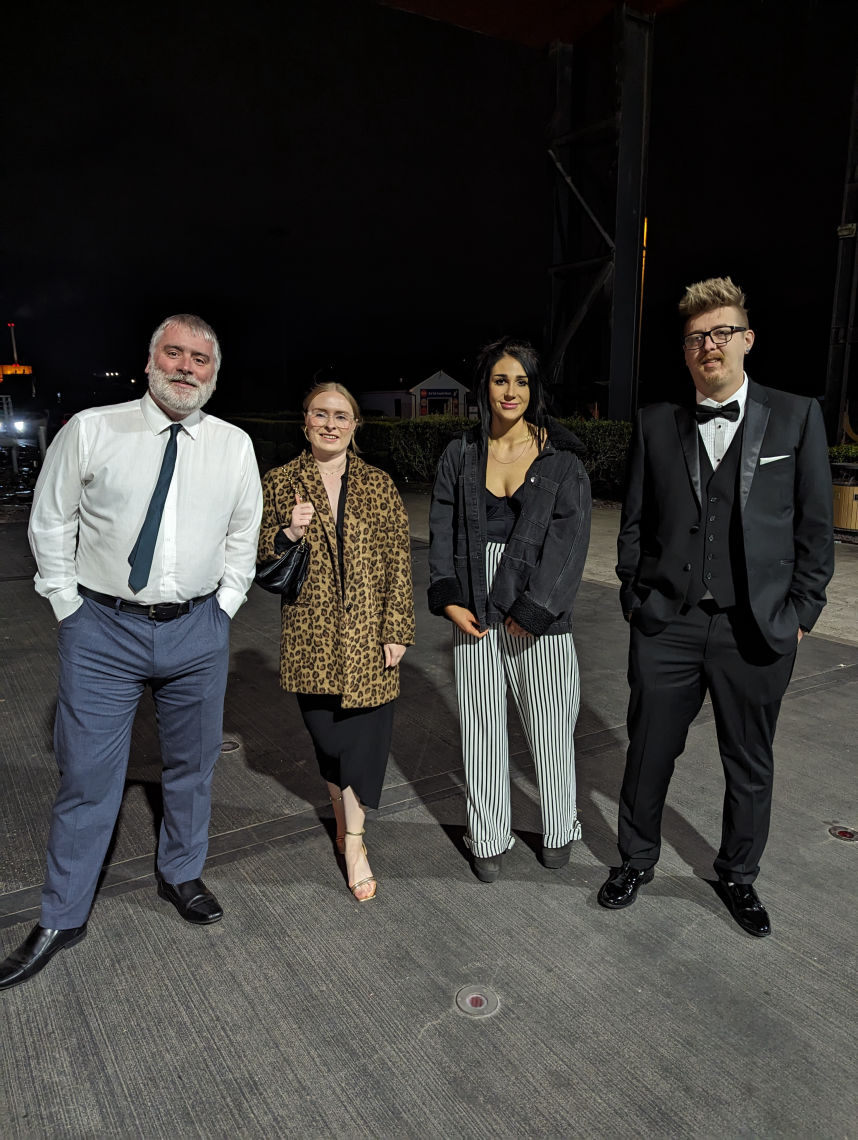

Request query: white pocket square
[{"left": 759, "top": 455, "right": 790, "bottom": 465}]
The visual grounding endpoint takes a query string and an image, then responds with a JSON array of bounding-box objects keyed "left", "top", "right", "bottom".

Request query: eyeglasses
[
  {"left": 681, "top": 325, "right": 747, "bottom": 351},
  {"left": 307, "top": 410, "right": 355, "bottom": 427}
]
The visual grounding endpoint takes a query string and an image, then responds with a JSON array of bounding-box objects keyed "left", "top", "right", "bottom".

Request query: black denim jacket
[{"left": 427, "top": 419, "right": 592, "bottom": 637}]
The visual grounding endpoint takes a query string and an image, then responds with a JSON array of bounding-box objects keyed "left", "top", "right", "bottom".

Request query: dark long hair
[{"left": 473, "top": 336, "right": 549, "bottom": 442}]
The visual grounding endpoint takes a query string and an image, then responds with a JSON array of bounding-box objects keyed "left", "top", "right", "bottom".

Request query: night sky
[{"left": 2, "top": 0, "right": 856, "bottom": 417}]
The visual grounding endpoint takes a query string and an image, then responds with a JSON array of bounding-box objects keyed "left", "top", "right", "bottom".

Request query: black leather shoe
[
  {"left": 0, "top": 924, "right": 87, "bottom": 991},
  {"left": 157, "top": 877, "right": 223, "bottom": 924},
  {"left": 471, "top": 854, "right": 503, "bottom": 883},
  {"left": 597, "top": 861, "right": 655, "bottom": 909},
  {"left": 541, "top": 841, "right": 572, "bottom": 869},
  {"left": 718, "top": 881, "right": 771, "bottom": 937}
]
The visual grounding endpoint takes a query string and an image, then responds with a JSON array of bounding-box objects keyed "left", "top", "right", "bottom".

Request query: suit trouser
[
  {"left": 618, "top": 603, "right": 796, "bottom": 884},
  {"left": 42, "top": 594, "right": 230, "bottom": 929},
  {"left": 453, "top": 542, "right": 582, "bottom": 858}
]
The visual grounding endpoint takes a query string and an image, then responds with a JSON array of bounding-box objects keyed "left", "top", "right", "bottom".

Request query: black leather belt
[{"left": 78, "top": 585, "right": 217, "bottom": 621}]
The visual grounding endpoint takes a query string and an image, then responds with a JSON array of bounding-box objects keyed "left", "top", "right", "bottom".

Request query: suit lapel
[
  {"left": 739, "top": 383, "right": 770, "bottom": 512},
  {"left": 674, "top": 407, "right": 702, "bottom": 509}
]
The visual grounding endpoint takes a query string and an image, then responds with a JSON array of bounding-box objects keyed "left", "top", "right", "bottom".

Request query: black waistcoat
[{"left": 686, "top": 423, "right": 746, "bottom": 608}]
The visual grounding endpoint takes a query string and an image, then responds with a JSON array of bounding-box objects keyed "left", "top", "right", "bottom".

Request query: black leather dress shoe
[
  {"left": 718, "top": 881, "right": 771, "bottom": 937},
  {"left": 597, "top": 861, "right": 655, "bottom": 909},
  {"left": 0, "top": 924, "right": 88, "bottom": 991},
  {"left": 157, "top": 877, "right": 223, "bottom": 924},
  {"left": 541, "top": 841, "right": 572, "bottom": 869},
  {"left": 471, "top": 854, "right": 503, "bottom": 883}
]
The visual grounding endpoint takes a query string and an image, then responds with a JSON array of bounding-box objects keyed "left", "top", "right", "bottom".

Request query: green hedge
[
  {"left": 384, "top": 415, "right": 633, "bottom": 492},
  {"left": 230, "top": 413, "right": 631, "bottom": 492},
  {"left": 227, "top": 413, "right": 858, "bottom": 498},
  {"left": 829, "top": 444, "right": 858, "bottom": 464},
  {"left": 389, "top": 416, "right": 474, "bottom": 483},
  {"left": 557, "top": 418, "right": 632, "bottom": 496},
  {"left": 227, "top": 417, "right": 305, "bottom": 467}
]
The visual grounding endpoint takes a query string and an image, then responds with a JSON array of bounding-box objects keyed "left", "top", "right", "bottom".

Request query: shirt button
[
  {"left": 709, "top": 496, "right": 718, "bottom": 503},
  {"left": 707, "top": 554, "right": 714, "bottom": 561},
  {"left": 709, "top": 515, "right": 716, "bottom": 521},
  {"left": 708, "top": 535, "right": 715, "bottom": 542},
  {"left": 705, "top": 572, "right": 712, "bottom": 580},
  {"left": 683, "top": 563, "right": 692, "bottom": 571}
]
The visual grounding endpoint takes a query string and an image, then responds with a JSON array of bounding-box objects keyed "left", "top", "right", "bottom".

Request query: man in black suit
[{"left": 598, "top": 276, "right": 834, "bottom": 936}]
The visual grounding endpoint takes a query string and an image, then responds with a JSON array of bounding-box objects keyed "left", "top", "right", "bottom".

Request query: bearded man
[{"left": 0, "top": 314, "right": 262, "bottom": 990}]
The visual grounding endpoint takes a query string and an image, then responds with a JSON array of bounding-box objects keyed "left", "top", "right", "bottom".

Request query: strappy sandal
[
  {"left": 330, "top": 793, "right": 345, "bottom": 855},
  {"left": 345, "top": 829, "right": 377, "bottom": 902}
]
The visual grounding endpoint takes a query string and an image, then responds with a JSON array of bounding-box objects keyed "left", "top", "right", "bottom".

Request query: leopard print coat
[{"left": 258, "top": 450, "right": 415, "bottom": 709}]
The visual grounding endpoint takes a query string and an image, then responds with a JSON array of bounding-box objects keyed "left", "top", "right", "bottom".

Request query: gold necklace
[
  {"left": 488, "top": 433, "right": 532, "bottom": 465},
  {"left": 316, "top": 459, "right": 347, "bottom": 479}
]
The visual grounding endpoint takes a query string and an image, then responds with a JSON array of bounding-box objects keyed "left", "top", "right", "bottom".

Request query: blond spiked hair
[{"left": 678, "top": 277, "right": 748, "bottom": 325}]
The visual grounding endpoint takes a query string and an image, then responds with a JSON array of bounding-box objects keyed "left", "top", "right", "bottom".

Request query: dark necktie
[
  {"left": 128, "top": 423, "right": 181, "bottom": 592},
  {"left": 695, "top": 400, "right": 740, "bottom": 423}
]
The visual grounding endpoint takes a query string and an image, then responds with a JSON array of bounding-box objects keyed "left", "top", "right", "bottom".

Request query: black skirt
[{"left": 296, "top": 694, "right": 394, "bottom": 809}]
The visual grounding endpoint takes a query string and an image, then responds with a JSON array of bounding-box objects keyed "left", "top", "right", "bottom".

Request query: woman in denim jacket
[{"left": 428, "top": 337, "right": 592, "bottom": 882}]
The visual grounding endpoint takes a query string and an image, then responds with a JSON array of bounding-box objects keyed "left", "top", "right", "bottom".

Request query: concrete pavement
[{"left": 0, "top": 502, "right": 855, "bottom": 1138}]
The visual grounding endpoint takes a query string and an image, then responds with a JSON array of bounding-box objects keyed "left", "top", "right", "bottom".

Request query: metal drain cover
[
  {"left": 220, "top": 740, "right": 241, "bottom": 754},
  {"left": 455, "top": 985, "right": 499, "bottom": 1018},
  {"left": 828, "top": 825, "right": 858, "bottom": 842}
]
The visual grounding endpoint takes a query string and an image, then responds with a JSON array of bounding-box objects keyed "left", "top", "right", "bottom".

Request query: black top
[
  {"left": 335, "top": 457, "right": 349, "bottom": 595},
  {"left": 274, "top": 455, "right": 350, "bottom": 599},
  {"left": 485, "top": 485, "right": 524, "bottom": 543}
]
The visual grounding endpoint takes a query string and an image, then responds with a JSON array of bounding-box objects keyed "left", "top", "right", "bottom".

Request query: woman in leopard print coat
[{"left": 258, "top": 383, "right": 414, "bottom": 901}]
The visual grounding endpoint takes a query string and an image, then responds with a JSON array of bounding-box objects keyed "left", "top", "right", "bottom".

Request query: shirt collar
[
  {"left": 696, "top": 372, "right": 749, "bottom": 411},
  {"left": 140, "top": 390, "right": 203, "bottom": 437}
]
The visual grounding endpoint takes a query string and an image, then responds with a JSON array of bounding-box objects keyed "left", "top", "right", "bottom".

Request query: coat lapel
[
  {"left": 674, "top": 407, "right": 702, "bottom": 509},
  {"left": 739, "top": 382, "right": 770, "bottom": 512}
]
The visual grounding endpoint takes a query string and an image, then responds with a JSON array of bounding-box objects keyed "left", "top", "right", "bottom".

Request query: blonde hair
[
  {"left": 678, "top": 277, "right": 748, "bottom": 326},
  {"left": 302, "top": 381, "right": 362, "bottom": 453}
]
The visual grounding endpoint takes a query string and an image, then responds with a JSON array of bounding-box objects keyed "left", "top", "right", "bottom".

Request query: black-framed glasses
[{"left": 681, "top": 325, "right": 747, "bottom": 351}]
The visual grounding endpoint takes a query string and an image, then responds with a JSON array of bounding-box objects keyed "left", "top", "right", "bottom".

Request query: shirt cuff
[
  {"left": 49, "top": 591, "right": 84, "bottom": 623},
  {"left": 216, "top": 587, "right": 245, "bottom": 618}
]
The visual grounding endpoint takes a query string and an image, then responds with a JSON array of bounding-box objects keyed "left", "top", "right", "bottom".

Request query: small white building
[
  {"left": 358, "top": 370, "right": 473, "bottom": 419},
  {"left": 409, "top": 371, "right": 471, "bottom": 417}
]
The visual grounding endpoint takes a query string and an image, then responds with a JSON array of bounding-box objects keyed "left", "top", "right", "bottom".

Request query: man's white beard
[{"left": 148, "top": 363, "right": 216, "bottom": 414}]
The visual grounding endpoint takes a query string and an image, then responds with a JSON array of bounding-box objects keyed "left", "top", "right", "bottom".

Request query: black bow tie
[{"left": 695, "top": 400, "right": 740, "bottom": 424}]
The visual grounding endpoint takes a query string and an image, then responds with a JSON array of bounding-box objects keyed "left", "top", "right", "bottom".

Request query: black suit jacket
[{"left": 616, "top": 379, "right": 834, "bottom": 655}]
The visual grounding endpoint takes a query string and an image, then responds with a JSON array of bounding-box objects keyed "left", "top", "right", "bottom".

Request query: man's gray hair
[
  {"left": 149, "top": 314, "right": 222, "bottom": 378},
  {"left": 678, "top": 277, "right": 749, "bottom": 325}
]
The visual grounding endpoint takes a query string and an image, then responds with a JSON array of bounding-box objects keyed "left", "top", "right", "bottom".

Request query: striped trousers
[{"left": 453, "top": 542, "right": 582, "bottom": 858}]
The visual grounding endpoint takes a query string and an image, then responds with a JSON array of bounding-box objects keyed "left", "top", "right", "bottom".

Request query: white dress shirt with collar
[
  {"left": 696, "top": 372, "right": 749, "bottom": 468},
  {"left": 29, "top": 391, "right": 263, "bottom": 621}
]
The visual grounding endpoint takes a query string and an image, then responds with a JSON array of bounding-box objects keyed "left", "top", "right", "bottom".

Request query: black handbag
[{"left": 254, "top": 538, "right": 310, "bottom": 601}]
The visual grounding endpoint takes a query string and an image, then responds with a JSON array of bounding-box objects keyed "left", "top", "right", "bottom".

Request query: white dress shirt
[
  {"left": 29, "top": 391, "right": 263, "bottom": 621},
  {"left": 696, "top": 373, "right": 749, "bottom": 468}
]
